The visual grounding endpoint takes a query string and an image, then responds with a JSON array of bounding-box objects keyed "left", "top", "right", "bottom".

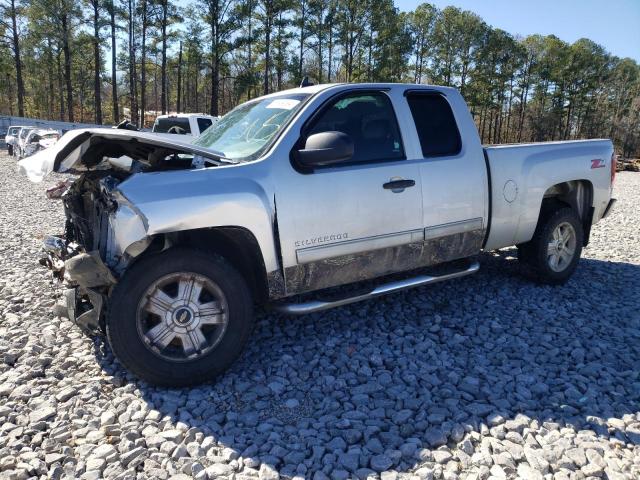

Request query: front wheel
[
  {"left": 107, "top": 248, "right": 254, "bottom": 387},
  {"left": 518, "top": 206, "right": 584, "bottom": 285}
]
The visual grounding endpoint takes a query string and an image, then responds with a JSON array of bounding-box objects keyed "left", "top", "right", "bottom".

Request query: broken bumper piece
[
  {"left": 40, "top": 235, "right": 77, "bottom": 281},
  {"left": 64, "top": 252, "right": 117, "bottom": 288},
  {"left": 61, "top": 287, "right": 104, "bottom": 332},
  {"left": 41, "top": 235, "right": 115, "bottom": 333}
]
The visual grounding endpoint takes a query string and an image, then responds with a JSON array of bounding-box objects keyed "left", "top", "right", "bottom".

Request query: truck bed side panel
[{"left": 484, "top": 139, "right": 613, "bottom": 251}]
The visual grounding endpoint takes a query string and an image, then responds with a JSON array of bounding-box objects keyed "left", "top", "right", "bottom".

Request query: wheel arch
[
  {"left": 131, "top": 226, "right": 271, "bottom": 304},
  {"left": 540, "top": 179, "right": 594, "bottom": 246}
]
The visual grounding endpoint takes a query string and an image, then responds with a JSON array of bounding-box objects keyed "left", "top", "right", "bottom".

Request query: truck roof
[
  {"left": 155, "top": 113, "right": 217, "bottom": 119},
  {"left": 262, "top": 82, "right": 458, "bottom": 98}
]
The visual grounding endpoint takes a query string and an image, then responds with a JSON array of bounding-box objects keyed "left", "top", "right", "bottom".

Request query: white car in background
[
  {"left": 22, "top": 129, "right": 61, "bottom": 158},
  {"left": 15, "top": 127, "right": 36, "bottom": 159},
  {"left": 151, "top": 113, "right": 218, "bottom": 140},
  {"left": 5, "top": 126, "right": 28, "bottom": 157}
]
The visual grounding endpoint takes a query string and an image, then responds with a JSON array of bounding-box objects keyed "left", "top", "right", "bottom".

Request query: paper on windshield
[{"left": 265, "top": 98, "right": 300, "bottom": 110}]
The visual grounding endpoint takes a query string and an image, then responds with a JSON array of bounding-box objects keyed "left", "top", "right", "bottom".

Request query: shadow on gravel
[{"left": 93, "top": 251, "right": 640, "bottom": 477}]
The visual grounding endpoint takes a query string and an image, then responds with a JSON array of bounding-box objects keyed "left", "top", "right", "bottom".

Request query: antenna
[{"left": 300, "top": 76, "right": 314, "bottom": 88}]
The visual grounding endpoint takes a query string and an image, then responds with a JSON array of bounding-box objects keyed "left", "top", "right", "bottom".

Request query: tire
[
  {"left": 107, "top": 247, "right": 254, "bottom": 387},
  {"left": 8, "top": 145, "right": 13, "bottom": 157},
  {"left": 518, "top": 206, "right": 584, "bottom": 285}
]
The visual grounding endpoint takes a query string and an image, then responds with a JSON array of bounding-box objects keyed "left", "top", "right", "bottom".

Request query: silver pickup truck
[{"left": 19, "top": 83, "right": 616, "bottom": 386}]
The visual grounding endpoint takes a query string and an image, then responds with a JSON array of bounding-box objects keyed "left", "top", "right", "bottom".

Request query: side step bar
[{"left": 272, "top": 260, "right": 480, "bottom": 315}]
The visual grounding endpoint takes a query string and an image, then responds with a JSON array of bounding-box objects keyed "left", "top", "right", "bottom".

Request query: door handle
[{"left": 383, "top": 179, "right": 415, "bottom": 192}]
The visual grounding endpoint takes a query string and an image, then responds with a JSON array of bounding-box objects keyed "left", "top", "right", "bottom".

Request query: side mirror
[{"left": 296, "top": 131, "right": 354, "bottom": 167}]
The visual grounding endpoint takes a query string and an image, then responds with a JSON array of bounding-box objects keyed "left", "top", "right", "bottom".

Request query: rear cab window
[
  {"left": 197, "top": 118, "right": 213, "bottom": 134},
  {"left": 406, "top": 92, "right": 461, "bottom": 157},
  {"left": 152, "top": 117, "right": 192, "bottom": 134}
]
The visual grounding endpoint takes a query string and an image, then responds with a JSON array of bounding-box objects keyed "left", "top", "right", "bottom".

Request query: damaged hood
[{"left": 18, "top": 128, "right": 228, "bottom": 182}]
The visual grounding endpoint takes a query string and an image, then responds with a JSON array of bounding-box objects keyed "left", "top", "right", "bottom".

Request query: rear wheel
[
  {"left": 518, "top": 206, "right": 583, "bottom": 285},
  {"left": 107, "top": 248, "right": 254, "bottom": 387}
]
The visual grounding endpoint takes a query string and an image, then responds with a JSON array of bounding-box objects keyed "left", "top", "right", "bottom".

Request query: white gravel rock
[
  {"left": 0, "top": 156, "right": 638, "bottom": 479},
  {"left": 28, "top": 406, "right": 56, "bottom": 423},
  {"left": 258, "top": 463, "right": 280, "bottom": 480}
]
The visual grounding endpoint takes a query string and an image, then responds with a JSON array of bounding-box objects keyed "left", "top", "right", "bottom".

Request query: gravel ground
[{"left": 0, "top": 152, "right": 639, "bottom": 480}]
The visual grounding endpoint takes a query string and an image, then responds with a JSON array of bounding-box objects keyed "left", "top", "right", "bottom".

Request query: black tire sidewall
[
  {"left": 528, "top": 207, "right": 584, "bottom": 284},
  {"left": 107, "top": 247, "right": 253, "bottom": 387}
]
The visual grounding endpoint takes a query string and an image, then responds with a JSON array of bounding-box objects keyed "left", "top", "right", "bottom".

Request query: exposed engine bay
[{"left": 29, "top": 130, "right": 229, "bottom": 332}]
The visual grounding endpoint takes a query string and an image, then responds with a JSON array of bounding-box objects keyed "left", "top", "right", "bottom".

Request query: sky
[
  {"left": 395, "top": 0, "right": 640, "bottom": 62},
  {"left": 106, "top": 0, "right": 640, "bottom": 72}
]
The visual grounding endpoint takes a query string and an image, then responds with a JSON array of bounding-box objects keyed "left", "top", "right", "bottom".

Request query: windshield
[
  {"left": 194, "top": 93, "right": 309, "bottom": 161},
  {"left": 20, "top": 129, "right": 33, "bottom": 140}
]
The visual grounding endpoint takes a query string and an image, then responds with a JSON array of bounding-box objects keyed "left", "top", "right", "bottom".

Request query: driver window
[{"left": 307, "top": 92, "right": 404, "bottom": 164}]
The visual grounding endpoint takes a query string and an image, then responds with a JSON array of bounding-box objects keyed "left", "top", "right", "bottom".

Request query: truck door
[
  {"left": 275, "top": 90, "right": 425, "bottom": 295},
  {"left": 404, "top": 91, "right": 488, "bottom": 262}
]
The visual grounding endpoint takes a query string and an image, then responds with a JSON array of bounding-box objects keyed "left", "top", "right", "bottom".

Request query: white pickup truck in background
[
  {"left": 5, "top": 125, "right": 26, "bottom": 156},
  {"left": 151, "top": 113, "right": 218, "bottom": 139},
  {"left": 19, "top": 83, "right": 616, "bottom": 386}
]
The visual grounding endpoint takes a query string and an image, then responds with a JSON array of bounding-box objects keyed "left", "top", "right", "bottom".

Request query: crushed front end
[
  {"left": 21, "top": 129, "right": 228, "bottom": 332},
  {"left": 42, "top": 174, "right": 129, "bottom": 332}
]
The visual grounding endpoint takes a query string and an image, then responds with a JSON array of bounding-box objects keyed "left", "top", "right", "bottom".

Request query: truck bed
[{"left": 483, "top": 139, "right": 614, "bottom": 251}]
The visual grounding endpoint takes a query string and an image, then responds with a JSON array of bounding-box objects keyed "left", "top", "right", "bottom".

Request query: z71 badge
[{"left": 591, "top": 158, "right": 606, "bottom": 169}]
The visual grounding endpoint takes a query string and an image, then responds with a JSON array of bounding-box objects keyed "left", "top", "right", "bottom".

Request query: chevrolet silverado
[{"left": 19, "top": 83, "right": 616, "bottom": 386}]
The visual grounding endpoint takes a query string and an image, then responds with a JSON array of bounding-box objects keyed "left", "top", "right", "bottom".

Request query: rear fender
[{"left": 484, "top": 140, "right": 612, "bottom": 250}]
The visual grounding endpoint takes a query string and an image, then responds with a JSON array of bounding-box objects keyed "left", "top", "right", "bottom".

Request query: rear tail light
[{"left": 611, "top": 152, "right": 616, "bottom": 186}]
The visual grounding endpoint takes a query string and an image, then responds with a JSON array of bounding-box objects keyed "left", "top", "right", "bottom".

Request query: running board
[{"left": 272, "top": 260, "right": 480, "bottom": 315}]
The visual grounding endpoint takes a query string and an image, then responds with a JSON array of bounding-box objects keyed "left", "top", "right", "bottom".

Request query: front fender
[{"left": 114, "top": 167, "right": 279, "bottom": 272}]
